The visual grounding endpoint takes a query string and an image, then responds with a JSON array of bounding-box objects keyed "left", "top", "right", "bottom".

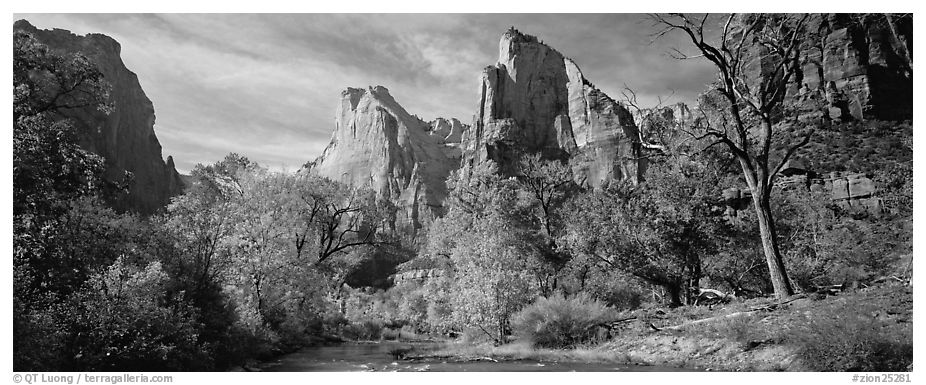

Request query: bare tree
[
  {"left": 621, "top": 86, "right": 692, "bottom": 156},
  {"left": 290, "top": 176, "right": 381, "bottom": 267},
  {"left": 651, "top": 13, "right": 817, "bottom": 299}
]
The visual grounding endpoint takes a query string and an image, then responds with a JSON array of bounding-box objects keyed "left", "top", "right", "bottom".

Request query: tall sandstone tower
[
  {"left": 307, "top": 86, "right": 467, "bottom": 236},
  {"left": 462, "top": 28, "right": 644, "bottom": 188}
]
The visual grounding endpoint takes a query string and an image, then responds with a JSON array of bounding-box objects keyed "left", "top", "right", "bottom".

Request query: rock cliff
[
  {"left": 306, "top": 86, "right": 465, "bottom": 236},
  {"left": 14, "top": 20, "right": 184, "bottom": 214},
  {"left": 462, "top": 28, "right": 643, "bottom": 188},
  {"left": 803, "top": 14, "right": 912, "bottom": 122},
  {"left": 745, "top": 14, "right": 913, "bottom": 122}
]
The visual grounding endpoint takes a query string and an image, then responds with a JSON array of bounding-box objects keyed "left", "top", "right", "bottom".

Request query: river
[{"left": 260, "top": 341, "right": 684, "bottom": 372}]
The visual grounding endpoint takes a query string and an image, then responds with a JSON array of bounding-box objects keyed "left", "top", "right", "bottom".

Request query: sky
[{"left": 16, "top": 14, "right": 716, "bottom": 173}]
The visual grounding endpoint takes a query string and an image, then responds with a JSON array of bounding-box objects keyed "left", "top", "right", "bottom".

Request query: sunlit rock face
[
  {"left": 307, "top": 86, "right": 466, "bottom": 236},
  {"left": 462, "top": 28, "right": 643, "bottom": 188},
  {"left": 14, "top": 20, "right": 184, "bottom": 214}
]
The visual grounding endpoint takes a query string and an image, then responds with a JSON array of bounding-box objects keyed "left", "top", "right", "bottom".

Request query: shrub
[
  {"left": 511, "top": 293, "right": 614, "bottom": 348},
  {"left": 792, "top": 300, "right": 912, "bottom": 371},
  {"left": 340, "top": 319, "right": 384, "bottom": 341},
  {"left": 380, "top": 326, "right": 418, "bottom": 341}
]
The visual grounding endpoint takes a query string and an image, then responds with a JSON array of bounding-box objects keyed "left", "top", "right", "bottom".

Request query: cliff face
[
  {"left": 751, "top": 14, "right": 913, "bottom": 122},
  {"left": 463, "top": 28, "right": 643, "bottom": 188},
  {"left": 805, "top": 14, "right": 912, "bottom": 122},
  {"left": 307, "top": 86, "right": 465, "bottom": 236},
  {"left": 14, "top": 20, "right": 184, "bottom": 214}
]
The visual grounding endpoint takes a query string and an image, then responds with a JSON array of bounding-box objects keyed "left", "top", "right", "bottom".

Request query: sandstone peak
[
  {"left": 463, "top": 28, "right": 643, "bottom": 188},
  {"left": 309, "top": 86, "right": 465, "bottom": 237},
  {"left": 499, "top": 27, "right": 541, "bottom": 61}
]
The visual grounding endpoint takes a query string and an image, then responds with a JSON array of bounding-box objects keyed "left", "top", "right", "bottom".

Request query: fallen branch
[
  {"left": 597, "top": 317, "right": 638, "bottom": 330},
  {"left": 748, "top": 294, "right": 807, "bottom": 312}
]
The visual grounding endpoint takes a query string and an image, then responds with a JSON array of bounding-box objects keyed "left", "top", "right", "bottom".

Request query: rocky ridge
[{"left": 14, "top": 20, "right": 184, "bottom": 214}]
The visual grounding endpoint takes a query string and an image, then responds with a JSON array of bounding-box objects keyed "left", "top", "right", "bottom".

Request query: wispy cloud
[{"left": 15, "top": 14, "right": 714, "bottom": 173}]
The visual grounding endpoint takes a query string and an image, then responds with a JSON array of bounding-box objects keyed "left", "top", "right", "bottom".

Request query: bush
[
  {"left": 340, "top": 319, "right": 384, "bottom": 341},
  {"left": 511, "top": 293, "right": 614, "bottom": 348},
  {"left": 793, "top": 300, "right": 912, "bottom": 371}
]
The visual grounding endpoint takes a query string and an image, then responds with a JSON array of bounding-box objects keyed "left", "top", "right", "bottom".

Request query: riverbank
[{"left": 405, "top": 283, "right": 913, "bottom": 371}]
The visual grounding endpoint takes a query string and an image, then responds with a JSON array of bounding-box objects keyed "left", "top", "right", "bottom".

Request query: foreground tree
[
  {"left": 427, "top": 162, "right": 540, "bottom": 342},
  {"left": 13, "top": 32, "right": 116, "bottom": 370},
  {"left": 651, "top": 13, "right": 817, "bottom": 298},
  {"left": 514, "top": 153, "right": 579, "bottom": 295},
  {"left": 566, "top": 157, "right": 725, "bottom": 306}
]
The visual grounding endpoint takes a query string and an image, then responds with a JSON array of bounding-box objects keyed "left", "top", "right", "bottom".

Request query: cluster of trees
[
  {"left": 360, "top": 125, "right": 909, "bottom": 347},
  {"left": 13, "top": 32, "right": 390, "bottom": 370},
  {"left": 349, "top": 13, "right": 913, "bottom": 347}
]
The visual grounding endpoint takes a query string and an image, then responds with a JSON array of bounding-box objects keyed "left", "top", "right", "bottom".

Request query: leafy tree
[
  {"left": 515, "top": 153, "right": 576, "bottom": 248},
  {"left": 514, "top": 154, "right": 579, "bottom": 295},
  {"left": 13, "top": 32, "right": 119, "bottom": 371},
  {"left": 566, "top": 157, "right": 726, "bottom": 306},
  {"left": 449, "top": 211, "right": 538, "bottom": 343},
  {"left": 426, "top": 162, "right": 540, "bottom": 342},
  {"left": 13, "top": 32, "right": 112, "bottom": 121},
  {"left": 66, "top": 258, "right": 208, "bottom": 371}
]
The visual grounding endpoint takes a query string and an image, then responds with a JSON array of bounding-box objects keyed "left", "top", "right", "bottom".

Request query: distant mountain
[
  {"left": 462, "top": 27, "right": 645, "bottom": 189},
  {"left": 15, "top": 20, "right": 184, "bottom": 214},
  {"left": 305, "top": 86, "right": 466, "bottom": 237}
]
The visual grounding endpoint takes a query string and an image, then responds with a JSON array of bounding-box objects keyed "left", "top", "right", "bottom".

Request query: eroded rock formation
[
  {"left": 462, "top": 28, "right": 643, "bottom": 188},
  {"left": 306, "top": 86, "right": 465, "bottom": 236},
  {"left": 15, "top": 20, "right": 184, "bottom": 214}
]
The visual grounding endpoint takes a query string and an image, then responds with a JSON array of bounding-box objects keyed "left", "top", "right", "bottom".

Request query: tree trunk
[
  {"left": 666, "top": 283, "right": 684, "bottom": 308},
  {"left": 685, "top": 254, "right": 701, "bottom": 305},
  {"left": 751, "top": 191, "right": 795, "bottom": 299}
]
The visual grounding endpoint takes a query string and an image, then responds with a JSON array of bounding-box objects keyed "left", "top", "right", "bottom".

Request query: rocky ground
[{"left": 406, "top": 283, "right": 913, "bottom": 372}]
